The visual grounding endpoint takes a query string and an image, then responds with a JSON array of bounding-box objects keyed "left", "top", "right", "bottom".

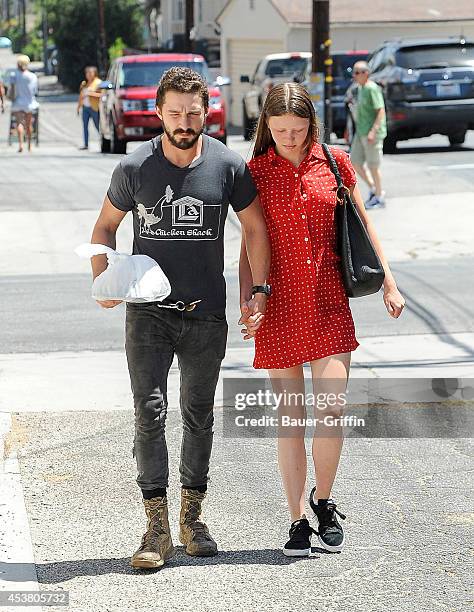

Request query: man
[
  {"left": 348, "top": 61, "right": 387, "bottom": 209},
  {"left": 9, "top": 55, "right": 39, "bottom": 153},
  {"left": 90, "top": 67, "right": 270, "bottom": 569}
]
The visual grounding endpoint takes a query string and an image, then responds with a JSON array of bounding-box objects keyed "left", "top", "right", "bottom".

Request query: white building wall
[
  {"left": 286, "top": 21, "right": 474, "bottom": 54},
  {"left": 218, "top": 0, "right": 287, "bottom": 124}
]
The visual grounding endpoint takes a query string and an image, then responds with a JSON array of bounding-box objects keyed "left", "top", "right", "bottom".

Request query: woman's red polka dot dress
[{"left": 247, "top": 143, "right": 360, "bottom": 370}]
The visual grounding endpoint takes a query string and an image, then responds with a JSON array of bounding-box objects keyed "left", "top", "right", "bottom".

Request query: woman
[
  {"left": 10, "top": 55, "right": 39, "bottom": 153},
  {"left": 77, "top": 66, "right": 102, "bottom": 150},
  {"left": 239, "top": 83, "right": 405, "bottom": 556}
]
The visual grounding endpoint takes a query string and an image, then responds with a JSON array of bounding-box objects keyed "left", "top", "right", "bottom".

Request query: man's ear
[{"left": 155, "top": 105, "right": 163, "bottom": 120}]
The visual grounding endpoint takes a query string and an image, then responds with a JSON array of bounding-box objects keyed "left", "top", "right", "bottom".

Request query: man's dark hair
[{"left": 156, "top": 66, "right": 209, "bottom": 110}]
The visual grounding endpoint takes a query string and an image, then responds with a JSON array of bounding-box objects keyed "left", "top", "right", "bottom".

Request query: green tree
[{"left": 47, "top": 0, "right": 142, "bottom": 90}]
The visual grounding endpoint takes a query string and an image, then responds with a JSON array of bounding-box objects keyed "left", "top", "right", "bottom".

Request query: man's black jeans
[{"left": 125, "top": 303, "right": 228, "bottom": 493}]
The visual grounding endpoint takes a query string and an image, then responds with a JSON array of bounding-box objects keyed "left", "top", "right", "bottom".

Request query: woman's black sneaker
[
  {"left": 309, "top": 487, "right": 347, "bottom": 552},
  {"left": 283, "top": 515, "right": 317, "bottom": 557}
]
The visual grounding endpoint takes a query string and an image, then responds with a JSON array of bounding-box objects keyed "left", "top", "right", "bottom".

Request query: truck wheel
[
  {"left": 243, "top": 103, "right": 255, "bottom": 141},
  {"left": 110, "top": 117, "right": 127, "bottom": 154},
  {"left": 449, "top": 130, "right": 466, "bottom": 147},
  {"left": 101, "top": 135, "right": 111, "bottom": 153},
  {"left": 383, "top": 135, "right": 397, "bottom": 154}
]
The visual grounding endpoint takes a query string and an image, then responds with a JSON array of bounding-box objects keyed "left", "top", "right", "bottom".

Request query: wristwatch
[{"left": 252, "top": 284, "right": 272, "bottom": 297}]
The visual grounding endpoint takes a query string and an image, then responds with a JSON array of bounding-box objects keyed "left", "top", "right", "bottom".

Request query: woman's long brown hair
[{"left": 252, "top": 82, "right": 321, "bottom": 159}]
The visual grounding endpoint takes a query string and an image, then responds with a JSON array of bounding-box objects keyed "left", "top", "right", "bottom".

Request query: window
[
  {"left": 173, "top": 0, "right": 184, "bottom": 21},
  {"left": 265, "top": 57, "right": 309, "bottom": 78},
  {"left": 368, "top": 49, "right": 385, "bottom": 73},
  {"left": 396, "top": 44, "right": 474, "bottom": 69},
  {"left": 119, "top": 61, "right": 212, "bottom": 88}
]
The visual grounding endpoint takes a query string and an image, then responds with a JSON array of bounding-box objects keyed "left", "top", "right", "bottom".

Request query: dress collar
[{"left": 267, "top": 142, "right": 326, "bottom": 166}]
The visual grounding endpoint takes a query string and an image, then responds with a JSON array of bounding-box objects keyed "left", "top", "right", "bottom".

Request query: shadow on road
[
  {"left": 2, "top": 547, "right": 337, "bottom": 584},
  {"left": 390, "top": 144, "right": 474, "bottom": 155}
]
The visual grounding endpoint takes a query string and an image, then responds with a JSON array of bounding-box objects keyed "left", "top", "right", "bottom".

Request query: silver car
[{"left": 240, "top": 52, "right": 311, "bottom": 140}]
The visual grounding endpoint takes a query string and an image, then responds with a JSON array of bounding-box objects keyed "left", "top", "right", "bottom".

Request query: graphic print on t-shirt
[{"left": 137, "top": 184, "right": 222, "bottom": 241}]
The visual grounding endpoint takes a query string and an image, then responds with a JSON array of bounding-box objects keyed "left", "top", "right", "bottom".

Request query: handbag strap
[{"left": 321, "top": 142, "right": 350, "bottom": 202}]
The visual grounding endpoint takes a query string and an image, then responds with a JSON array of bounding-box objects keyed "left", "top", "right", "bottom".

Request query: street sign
[{"left": 308, "top": 72, "right": 325, "bottom": 125}]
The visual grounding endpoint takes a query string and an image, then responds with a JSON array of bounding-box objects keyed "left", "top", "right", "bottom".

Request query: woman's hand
[{"left": 383, "top": 285, "right": 405, "bottom": 318}]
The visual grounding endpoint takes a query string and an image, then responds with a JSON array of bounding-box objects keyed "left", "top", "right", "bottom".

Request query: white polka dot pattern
[{"left": 248, "top": 143, "right": 360, "bottom": 370}]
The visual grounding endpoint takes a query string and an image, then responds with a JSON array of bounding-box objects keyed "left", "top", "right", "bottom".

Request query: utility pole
[
  {"left": 184, "top": 0, "right": 194, "bottom": 53},
  {"left": 310, "top": 0, "right": 332, "bottom": 142},
  {"left": 97, "top": 0, "right": 107, "bottom": 76},
  {"left": 42, "top": 0, "right": 49, "bottom": 75}
]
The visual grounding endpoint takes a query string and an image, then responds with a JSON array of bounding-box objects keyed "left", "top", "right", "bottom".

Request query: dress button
[
  {"left": 304, "top": 237, "right": 309, "bottom": 242},
  {"left": 306, "top": 259, "right": 311, "bottom": 264},
  {"left": 303, "top": 194, "right": 308, "bottom": 199},
  {"left": 294, "top": 173, "right": 298, "bottom": 178},
  {"left": 301, "top": 214, "right": 306, "bottom": 219}
]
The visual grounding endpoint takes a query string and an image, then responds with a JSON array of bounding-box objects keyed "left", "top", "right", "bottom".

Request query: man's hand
[
  {"left": 238, "top": 294, "right": 267, "bottom": 340},
  {"left": 96, "top": 299, "right": 123, "bottom": 309},
  {"left": 367, "top": 128, "right": 376, "bottom": 144}
]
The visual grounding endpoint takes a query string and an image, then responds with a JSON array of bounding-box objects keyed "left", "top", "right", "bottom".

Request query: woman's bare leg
[
  {"left": 25, "top": 113, "right": 33, "bottom": 151},
  {"left": 269, "top": 365, "right": 307, "bottom": 521},
  {"left": 310, "top": 352, "right": 351, "bottom": 502}
]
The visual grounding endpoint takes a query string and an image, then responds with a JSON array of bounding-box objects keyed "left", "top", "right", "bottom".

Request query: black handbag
[{"left": 322, "top": 143, "right": 385, "bottom": 298}]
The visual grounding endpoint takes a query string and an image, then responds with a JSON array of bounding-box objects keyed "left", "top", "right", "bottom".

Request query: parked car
[
  {"left": 99, "top": 53, "right": 230, "bottom": 154},
  {"left": 365, "top": 37, "right": 474, "bottom": 152},
  {"left": 0, "top": 37, "right": 12, "bottom": 49},
  {"left": 240, "top": 50, "right": 369, "bottom": 140}
]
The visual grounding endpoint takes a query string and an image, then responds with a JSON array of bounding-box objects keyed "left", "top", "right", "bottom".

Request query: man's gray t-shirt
[{"left": 107, "top": 134, "right": 257, "bottom": 315}]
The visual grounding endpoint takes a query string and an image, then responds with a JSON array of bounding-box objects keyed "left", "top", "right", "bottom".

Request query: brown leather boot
[
  {"left": 130, "top": 496, "right": 175, "bottom": 569},
  {"left": 179, "top": 488, "right": 218, "bottom": 556}
]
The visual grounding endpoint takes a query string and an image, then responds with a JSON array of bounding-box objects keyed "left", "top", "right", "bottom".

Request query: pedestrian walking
[
  {"left": 90, "top": 67, "right": 270, "bottom": 569},
  {"left": 0, "top": 73, "right": 5, "bottom": 114},
  {"left": 77, "top": 66, "right": 102, "bottom": 150},
  {"left": 8, "top": 55, "right": 39, "bottom": 153},
  {"left": 347, "top": 61, "right": 387, "bottom": 209},
  {"left": 239, "top": 83, "right": 404, "bottom": 557}
]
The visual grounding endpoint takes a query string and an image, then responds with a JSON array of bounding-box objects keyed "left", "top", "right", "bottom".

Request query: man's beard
[{"left": 162, "top": 123, "right": 204, "bottom": 150}]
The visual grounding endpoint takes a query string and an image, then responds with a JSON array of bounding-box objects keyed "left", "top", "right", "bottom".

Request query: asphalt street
[
  {"left": 0, "top": 258, "right": 474, "bottom": 354},
  {"left": 0, "top": 64, "right": 473, "bottom": 612}
]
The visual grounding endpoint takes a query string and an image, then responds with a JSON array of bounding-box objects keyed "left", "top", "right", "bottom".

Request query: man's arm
[
  {"left": 367, "top": 107, "right": 385, "bottom": 143},
  {"left": 90, "top": 195, "right": 128, "bottom": 308},
  {"left": 236, "top": 195, "right": 271, "bottom": 338}
]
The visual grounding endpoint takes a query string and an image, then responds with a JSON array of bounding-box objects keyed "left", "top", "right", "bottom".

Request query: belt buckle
[{"left": 185, "top": 300, "right": 202, "bottom": 311}]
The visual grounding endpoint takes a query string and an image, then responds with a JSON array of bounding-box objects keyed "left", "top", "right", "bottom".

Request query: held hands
[
  {"left": 238, "top": 294, "right": 267, "bottom": 340},
  {"left": 383, "top": 285, "right": 405, "bottom": 318}
]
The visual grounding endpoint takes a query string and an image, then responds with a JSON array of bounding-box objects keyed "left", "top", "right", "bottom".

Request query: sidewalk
[{"left": 0, "top": 332, "right": 473, "bottom": 415}]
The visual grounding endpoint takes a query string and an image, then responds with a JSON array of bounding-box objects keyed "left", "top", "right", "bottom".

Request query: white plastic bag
[{"left": 75, "top": 243, "right": 171, "bottom": 303}]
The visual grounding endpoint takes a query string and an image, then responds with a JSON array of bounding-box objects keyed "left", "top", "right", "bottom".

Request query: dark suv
[{"left": 367, "top": 37, "right": 474, "bottom": 151}]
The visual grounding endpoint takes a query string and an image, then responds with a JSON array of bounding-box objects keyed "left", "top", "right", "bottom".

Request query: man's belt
[{"left": 156, "top": 299, "right": 202, "bottom": 312}]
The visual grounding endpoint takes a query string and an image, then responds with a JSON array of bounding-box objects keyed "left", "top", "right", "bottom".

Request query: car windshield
[
  {"left": 118, "top": 61, "right": 212, "bottom": 87},
  {"left": 332, "top": 54, "right": 368, "bottom": 78},
  {"left": 265, "top": 57, "right": 309, "bottom": 78},
  {"left": 396, "top": 44, "right": 474, "bottom": 69}
]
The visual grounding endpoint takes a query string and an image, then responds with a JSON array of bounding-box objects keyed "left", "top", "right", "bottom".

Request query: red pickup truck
[{"left": 99, "top": 53, "right": 230, "bottom": 154}]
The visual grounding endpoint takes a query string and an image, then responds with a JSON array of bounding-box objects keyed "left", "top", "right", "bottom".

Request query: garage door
[{"left": 227, "top": 38, "right": 284, "bottom": 127}]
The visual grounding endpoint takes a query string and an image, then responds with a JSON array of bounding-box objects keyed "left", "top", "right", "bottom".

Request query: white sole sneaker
[{"left": 282, "top": 546, "right": 311, "bottom": 557}]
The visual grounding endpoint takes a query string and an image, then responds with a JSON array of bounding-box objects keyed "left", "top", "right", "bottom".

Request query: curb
[{"left": 0, "top": 412, "right": 41, "bottom": 609}]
